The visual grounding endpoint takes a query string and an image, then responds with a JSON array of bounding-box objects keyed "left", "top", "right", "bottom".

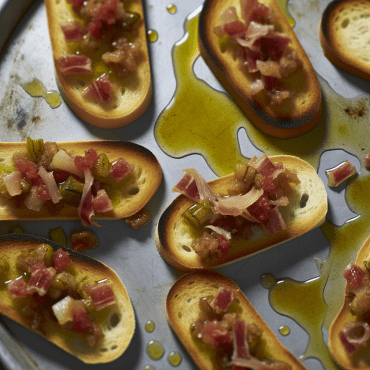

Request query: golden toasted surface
[
  {"left": 166, "top": 271, "right": 308, "bottom": 370},
  {"left": 328, "top": 235, "right": 370, "bottom": 369},
  {"left": 0, "top": 234, "right": 135, "bottom": 364},
  {"left": 156, "top": 155, "right": 327, "bottom": 271},
  {"left": 320, "top": 0, "right": 370, "bottom": 83},
  {"left": 0, "top": 141, "right": 162, "bottom": 221},
  {"left": 44, "top": 0, "right": 152, "bottom": 128},
  {"left": 198, "top": 0, "right": 322, "bottom": 138}
]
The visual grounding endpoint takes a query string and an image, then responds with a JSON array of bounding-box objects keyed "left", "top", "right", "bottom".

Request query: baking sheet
[{"left": 0, "top": 0, "right": 369, "bottom": 369}]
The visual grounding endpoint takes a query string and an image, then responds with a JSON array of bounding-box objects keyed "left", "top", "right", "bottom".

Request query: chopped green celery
[
  {"left": 27, "top": 137, "right": 44, "bottom": 162},
  {"left": 49, "top": 226, "right": 68, "bottom": 247},
  {"left": 93, "top": 154, "right": 111, "bottom": 178},
  {"left": 59, "top": 176, "right": 84, "bottom": 206},
  {"left": 182, "top": 200, "right": 213, "bottom": 227}
]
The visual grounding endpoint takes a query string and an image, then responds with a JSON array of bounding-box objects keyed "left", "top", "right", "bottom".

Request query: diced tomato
[
  {"left": 53, "top": 248, "right": 70, "bottom": 272},
  {"left": 343, "top": 262, "right": 366, "bottom": 289},
  {"left": 53, "top": 170, "right": 71, "bottom": 184},
  {"left": 75, "top": 149, "right": 98, "bottom": 172},
  {"left": 247, "top": 193, "right": 271, "bottom": 224},
  {"left": 37, "top": 184, "right": 52, "bottom": 200},
  {"left": 30, "top": 260, "right": 47, "bottom": 273}
]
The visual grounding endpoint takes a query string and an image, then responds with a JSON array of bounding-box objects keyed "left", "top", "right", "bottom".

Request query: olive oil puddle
[{"left": 154, "top": 5, "right": 370, "bottom": 369}]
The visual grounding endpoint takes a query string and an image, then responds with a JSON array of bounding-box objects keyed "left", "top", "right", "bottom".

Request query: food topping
[
  {"left": 326, "top": 160, "right": 357, "bottom": 187},
  {"left": 5, "top": 243, "right": 116, "bottom": 347},
  {"left": 175, "top": 154, "right": 300, "bottom": 260},
  {"left": 59, "top": 0, "right": 143, "bottom": 103},
  {"left": 340, "top": 261, "right": 370, "bottom": 355},
  {"left": 191, "top": 288, "right": 292, "bottom": 369},
  {"left": 0, "top": 138, "right": 136, "bottom": 226},
  {"left": 214, "top": 0, "right": 302, "bottom": 104},
  {"left": 124, "top": 208, "right": 151, "bottom": 229}
]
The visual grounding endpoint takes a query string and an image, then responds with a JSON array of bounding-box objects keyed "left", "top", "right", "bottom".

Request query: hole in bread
[
  {"left": 182, "top": 245, "right": 191, "bottom": 252},
  {"left": 101, "top": 348, "right": 108, "bottom": 352},
  {"left": 178, "top": 312, "right": 182, "bottom": 319},
  {"left": 300, "top": 193, "right": 309, "bottom": 208},
  {"left": 111, "top": 345, "right": 118, "bottom": 350},
  {"left": 187, "top": 298, "right": 192, "bottom": 303},
  {"left": 341, "top": 18, "right": 350, "bottom": 28},
  {"left": 109, "top": 312, "right": 120, "bottom": 328},
  {"left": 127, "top": 187, "right": 139, "bottom": 195}
]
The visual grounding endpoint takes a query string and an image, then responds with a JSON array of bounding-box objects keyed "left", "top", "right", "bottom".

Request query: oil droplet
[
  {"left": 278, "top": 325, "right": 290, "bottom": 336},
  {"left": 260, "top": 273, "right": 277, "bottom": 289},
  {"left": 145, "top": 320, "right": 155, "bottom": 333},
  {"left": 146, "top": 340, "right": 164, "bottom": 360},
  {"left": 144, "top": 366, "right": 155, "bottom": 370},
  {"left": 147, "top": 29, "right": 158, "bottom": 43},
  {"left": 21, "top": 78, "right": 62, "bottom": 109},
  {"left": 167, "top": 4, "right": 177, "bottom": 14},
  {"left": 168, "top": 351, "right": 182, "bottom": 366}
]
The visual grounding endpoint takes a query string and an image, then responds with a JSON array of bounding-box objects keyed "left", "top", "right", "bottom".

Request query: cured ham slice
[
  {"left": 38, "top": 167, "right": 62, "bottom": 204},
  {"left": 93, "top": 189, "right": 113, "bottom": 213},
  {"left": 343, "top": 262, "right": 366, "bottom": 289},
  {"left": 210, "top": 288, "right": 234, "bottom": 312},
  {"left": 173, "top": 173, "right": 200, "bottom": 201},
  {"left": 58, "top": 55, "right": 93, "bottom": 75},
  {"left": 78, "top": 169, "right": 97, "bottom": 227},
  {"left": 27, "top": 267, "right": 56, "bottom": 296},
  {"left": 7, "top": 278, "right": 29, "bottom": 299},
  {"left": 326, "top": 160, "right": 356, "bottom": 187},
  {"left": 60, "top": 21, "right": 86, "bottom": 43},
  {"left": 83, "top": 74, "right": 114, "bottom": 102},
  {"left": 110, "top": 157, "right": 134, "bottom": 182},
  {"left": 53, "top": 248, "right": 70, "bottom": 272},
  {"left": 264, "top": 207, "right": 286, "bottom": 235},
  {"left": 88, "top": 283, "right": 117, "bottom": 311},
  {"left": 24, "top": 186, "right": 46, "bottom": 211}
]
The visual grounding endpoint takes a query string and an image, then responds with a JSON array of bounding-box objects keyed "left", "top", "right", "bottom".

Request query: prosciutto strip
[
  {"left": 326, "top": 160, "right": 356, "bottom": 187},
  {"left": 110, "top": 157, "right": 134, "bottom": 182},
  {"left": 38, "top": 167, "right": 62, "bottom": 204},
  {"left": 210, "top": 288, "right": 235, "bottom": 312},
  {"left": 88, "top": 283, "right": 117, "bottom": 311},
  {"left": 7, "top": 277, "right": 29, "bottom": 299},
  {"left": 92, "top": 189, "right": 113, "bottom": 213},
  {"left": 78, "top": 169, "right": 97, "bottom": 227},
  {"left": 183, "top": 168, "right": 217, "bottom": 205},
  {"left": 173, "top": 173, "right": 200, "bottom": 201},
  {"left": 264, "top": 207, "right": 286, "bottom": 235},
  {"left": 60, "top": 21, "right": 86, "bottom": 43},
  {"left": 58, "top": 55, "right": 92, "bottom": 75},
  {"left": 83, "top": 74, "right": 114, "bottom": 102}
]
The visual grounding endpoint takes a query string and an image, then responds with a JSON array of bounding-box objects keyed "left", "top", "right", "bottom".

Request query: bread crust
[
  {"left": 198, "top": 0, "right": 322, "bottom": 139},
  {"left": 166, "top": 270, "right": 308, "bottom": 370},
  {"left": 329, "top": 235, "right": 370, "bottom": 369},
  {"left": 156, "top": 155, "right": 327, "bottom": 271},
  {"left": 320, "top": 0, "right": 370, "bottom": 83},
  {"left": 0, "top": 234, "right": 135, "bottom": 364},
  {"left": 0, "top": 140, "right": 162, "bottom": 221},
  {"left": 44, "top": 0, "right": 152, "bottom": 128}
]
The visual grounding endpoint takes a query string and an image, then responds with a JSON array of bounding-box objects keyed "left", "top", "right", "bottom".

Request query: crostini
[
  {"left": 0, "top": 234, "right": 135, "bottom": 364},
  {"left": 0, "top": 139, "right": 162, "bottom": 226},
  {"left": 329, "top": 235, "right": 370, "bottom": 369},
  {"left": 166, "top": 270, "right": 308, "bottom": 370},
  {"left": 198, "top": 0, "right": 322, "bottom": 139},
  {"left": 319, "top": 0, "right": 370, "bottom": 83},
  {"left": 156, "top": 154, "right": 327, "bottom": 271},
  {"left": 44, "top": 0, "right": 152, "bottom": 128}
]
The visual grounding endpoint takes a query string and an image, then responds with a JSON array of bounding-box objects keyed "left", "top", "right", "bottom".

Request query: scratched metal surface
[{"left": 0, "top": 0, "right": 369, "bottom": 369}]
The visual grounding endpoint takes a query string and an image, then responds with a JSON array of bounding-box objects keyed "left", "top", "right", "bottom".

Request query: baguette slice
[
  {"left": 0, "top": 140, "right": 162, "bottom": 221},
  {"left": 44, "top": 0, "right": 152, "bottom": 128},
  {"left": 166, "top": 270, "right": 308, "bottom": 370},
  {"left": 0, "top": 234, "right": 135, "bottom": 364},
  {"left": 320, "top": 0, "right": 370, "bottom": 83},
  {"left": 156, "top": 155, "right": 327, "bottom": 271},
  {"left": 198, "top": 0, "right": 322, "bottom": 139},
  {"left": 328, "top": 235, "right": 370, "bottom": 369}
]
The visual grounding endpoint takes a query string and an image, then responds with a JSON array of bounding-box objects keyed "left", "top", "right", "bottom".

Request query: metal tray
[{"left": 0, "top": 0, "right": 369, "bottom": 369}]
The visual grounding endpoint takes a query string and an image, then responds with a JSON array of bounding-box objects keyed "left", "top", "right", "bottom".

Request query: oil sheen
[
  {"left": 21, "top": 78, "right": 62, "bottom": 109},
  {"left": 154, "top": 4, "right": 370, "bottom": 369}
]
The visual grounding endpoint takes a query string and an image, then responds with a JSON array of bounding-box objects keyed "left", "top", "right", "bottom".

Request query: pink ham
[
  {"left": 88, "top": 283, "right": 117, "bottom": 311},
  {"left": 27, "top": 267, "right": 56, "bottom": 296},
  {"left": 264, "top": 207, "right": 286, "bottom": 235},
  {"left": 93, "top": 189, "right": 113, "bottom": 213},
  {"left": 60, "top": 21, "right": 86, "bottom": 43},
  {"left": 53, "top": 248, "right": 70, "bottom": 272},
  {"left": 38, "top": 167, "right": 62, "bottom": 204},
  {"left": 7, "top": 278, "right": 29, "bottom": 299},
  {"left": 326, "top": 160, "right": 357, "bottom": 187},
  {"left": 173, "top": 173, "right": 200, "bottom": 201},
  {"left": 343, "top": 262, "right": 366, "bottom": 289},
  {"left": 78, "top": 169, "right": 97, "bottom": 227},
  {"left": 83, "top": 73, "right": 114, "bottom": 102},
  {"left": 58, "top": 55, "right": 92, "bottom": 75},
  {"left": 110, "top": 157, "right": 134, "bottom": 182},
  {"left": 210, "top": 288, "right": 235, "bottom": 312}
]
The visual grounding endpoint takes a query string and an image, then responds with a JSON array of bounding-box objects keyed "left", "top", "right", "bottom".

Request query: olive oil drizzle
[{"left": 155, "top": 3, "right": 370, "bottom": 368}]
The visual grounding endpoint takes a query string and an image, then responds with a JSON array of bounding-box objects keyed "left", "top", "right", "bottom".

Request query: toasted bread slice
[
  {"left": 156, "top": 155, "right": 327, "bottom": 271},
  {"left": 198, "top": 0, "right": 322, "bottom": 139},
  {"left": 166, "top": 270, "right": 308, "bottom": 370},
  {"left": 0, "top": 234, "right": 135, "bottom": 364},
  {"left": 44, "top": 0, "right": 152, "bottom": 128},
  {"left": 0, "top": 140, "right": 162, "bottom": 221},
  {"left": 320, "top": 0, "right": 370, "bottom": 83},
  {"left": 328, "top": 235, "right": 370, "bottom": 369}
]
